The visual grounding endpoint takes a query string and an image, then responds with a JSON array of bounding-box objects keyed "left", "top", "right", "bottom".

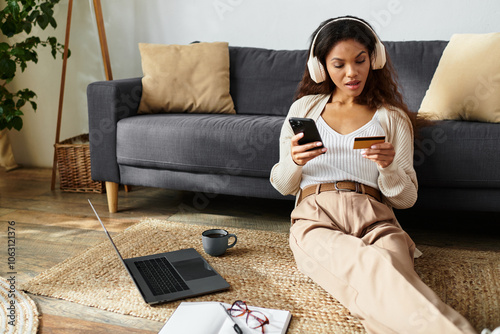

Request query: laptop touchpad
[{"left": 172, "top": 258, "right": 217, "bottom": 281}]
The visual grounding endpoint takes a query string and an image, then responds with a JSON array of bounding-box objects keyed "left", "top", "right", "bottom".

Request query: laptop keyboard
[{"left": 135, "top": 257, "right": 189, "bottom": 296}]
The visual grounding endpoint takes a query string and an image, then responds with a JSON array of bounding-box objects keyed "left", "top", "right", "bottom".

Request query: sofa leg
[
  {"left": 106, "top": 181, "right": 119, "bottom": 213},
  {"left": 124, "top": 185, "right": 132, "bottom": 192}
]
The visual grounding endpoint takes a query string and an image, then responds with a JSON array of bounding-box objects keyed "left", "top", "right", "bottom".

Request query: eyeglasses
[{"left": 227, "top": 300, "right": 270, "bottom": 333}]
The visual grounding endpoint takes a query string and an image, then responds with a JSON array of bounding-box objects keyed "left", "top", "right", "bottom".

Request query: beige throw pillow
[
  {"left": 419, "top": 33, "right": 500, "bottom": 123},
  {"left": 138, "top": 42, "right": 235, "bottom": 114}
]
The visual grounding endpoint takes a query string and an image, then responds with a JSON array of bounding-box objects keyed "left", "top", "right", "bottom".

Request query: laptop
[{"left": 88, "top": 200, "right": 230, "bottom": 305}]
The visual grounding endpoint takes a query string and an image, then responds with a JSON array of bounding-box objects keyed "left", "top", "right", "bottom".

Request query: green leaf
[
  {"left": 18, "top": 89, "right": 36, "bottom": 100},
  {"left": 8, "top": 0, "right": 20, "bottom": 16},
  {"left": 11, "top": 47, "right": 25, "bottom": 57},
  {"left": 25, "top": 36, "right": 41, "bottom": 47},
  {"left": 16, "top": 100, "right": 26, "bottom": 109},
  {"left": 0, "top": 43, "right": 9, "bottom": 52},
  {"left": 49, "top": 16, "right": 57, "bottom": 29},
  {"left": 22, "top": 5, "right": 34, "bottom": 17},
  {"left": 40, "top": 3, "right": 54, "bottom": 16},
  {"left": 2, "top": 98, "right": 15, "bottom": 109},
  {"left": 11, "top": 116, "right": 23, "bottom": 131},
  {"left": 30, "top": 101, "right": 37, "bottom": 111},
  {"left": 2, "top": 4, "right": 11, "bottom": 14},
  {"left": 36, "top": 14, "right": 49, "bottom": 30},
  {"left": 23, "top": 21, "right": 32, "bottom": 34},
  {"left": 1, "top": 123, "right": 10, "bottom": 131},
  {"left": 0, "top": 58, "right": 17, "bottom": 80},
  {"left": 1, "top": 21, "right": 18, "bottom": 37},
  {"left": 4, "top": 112, "right": 14, "bottom": 122},
  {"left": 28, "top": 9, "right": 40, "bottom": 22},
  {"left": 27, "top": 50, "right": 38, "bottom": 62}
]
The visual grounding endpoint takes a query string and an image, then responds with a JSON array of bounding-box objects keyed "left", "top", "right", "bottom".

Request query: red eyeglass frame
[{"left": 227, "top": 300, "right": 270, "bottom": 333}]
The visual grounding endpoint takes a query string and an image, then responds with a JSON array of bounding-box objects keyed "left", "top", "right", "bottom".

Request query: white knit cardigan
[{"left": 270, "top": 93, "right": 418, "bottom": 210}]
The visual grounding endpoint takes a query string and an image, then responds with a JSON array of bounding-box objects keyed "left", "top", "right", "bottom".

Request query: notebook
[
  {"left": 88, "top": 199, "right": 229, "bottom": 305},
  {"left": 159, "top": 301, "right": 292, "bottom": 334}
]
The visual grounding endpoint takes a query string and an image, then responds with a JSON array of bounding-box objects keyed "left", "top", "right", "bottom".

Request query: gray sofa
[{"left": 87, "top": 41, "right": 500, "bottom": 213}]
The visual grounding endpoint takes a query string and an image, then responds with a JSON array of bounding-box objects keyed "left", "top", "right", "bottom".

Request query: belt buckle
[{"left": 334, "top": 181, "right": 351, "bottom": 192}]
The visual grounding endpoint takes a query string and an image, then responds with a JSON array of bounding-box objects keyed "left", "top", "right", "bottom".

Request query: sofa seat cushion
[
  {"left": 414, "top": 120, "right": 500, "bottom": 188},
  {"left": 116, "top": 114, "right": 284, "bottom": 177}
]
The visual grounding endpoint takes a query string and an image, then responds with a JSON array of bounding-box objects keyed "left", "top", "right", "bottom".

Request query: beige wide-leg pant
[{"left": 289, "top": 189, "right": 477, "bottom": 334}]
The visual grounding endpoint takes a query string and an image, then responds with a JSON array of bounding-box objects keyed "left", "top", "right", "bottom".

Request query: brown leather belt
[{"left": 298, "top": 181, "right": 382, "bottom": 204}]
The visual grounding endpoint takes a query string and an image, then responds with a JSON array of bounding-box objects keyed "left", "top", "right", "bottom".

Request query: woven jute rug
[
  {"left": 1, "top": 276, "right": 39, "bottom": 334},
  {"left": 22, "top": 219, "right": 499, "bottom": 333}
]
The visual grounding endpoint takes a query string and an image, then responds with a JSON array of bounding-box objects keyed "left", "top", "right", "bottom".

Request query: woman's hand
[
  {"left": 291, "top": 133, "right": 327, "bottom": 166},
  {"left": 361, "top": 142, "right": 395, "bottom": 168}
]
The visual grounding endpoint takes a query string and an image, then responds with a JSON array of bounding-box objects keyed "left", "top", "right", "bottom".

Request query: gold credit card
[{"left": 353, "top": 136, "right": 386, "bottom": 149}]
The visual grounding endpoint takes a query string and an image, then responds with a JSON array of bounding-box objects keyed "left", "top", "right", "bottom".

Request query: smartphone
[{"left": 289, "top": 117, "right": 324, "bottom": 149}]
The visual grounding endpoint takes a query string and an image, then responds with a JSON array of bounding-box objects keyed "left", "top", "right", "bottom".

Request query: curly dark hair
[{"left": 295, "top": 16, "right": 421, "bottom": 130}]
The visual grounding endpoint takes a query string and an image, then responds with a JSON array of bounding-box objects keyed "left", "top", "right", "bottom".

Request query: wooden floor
[{"left": 1, "top": 167, "right": 499, "bottom": 333}]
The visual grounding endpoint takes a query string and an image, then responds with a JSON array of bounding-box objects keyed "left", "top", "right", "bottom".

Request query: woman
[{"left": 270, "top": 16, "right": 477, "bottom": 334}]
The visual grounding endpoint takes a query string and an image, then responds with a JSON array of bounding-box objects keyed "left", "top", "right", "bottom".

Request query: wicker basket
[{"left": 55, "top": 134, "right": 104, "bottom": 193}]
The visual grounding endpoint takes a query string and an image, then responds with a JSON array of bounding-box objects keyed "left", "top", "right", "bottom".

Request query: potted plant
[
  {"left": 1, "top": 0, "right": 66, "bottom": 131},
  {"left": 0, "top": 0, "right": 66, "bottom": 170}
]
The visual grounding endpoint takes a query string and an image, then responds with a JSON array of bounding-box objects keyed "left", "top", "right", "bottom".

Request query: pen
[{"left": 220, "top": 303, "right": 243, "bottom": 334}]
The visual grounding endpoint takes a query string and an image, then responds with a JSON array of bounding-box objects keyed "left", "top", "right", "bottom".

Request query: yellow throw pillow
[
  {"left": 419, "top": 33, "right": 500, "bottom": 123},
  {"left": 138, "top": 42, "right": 235, "bottom": 114}
]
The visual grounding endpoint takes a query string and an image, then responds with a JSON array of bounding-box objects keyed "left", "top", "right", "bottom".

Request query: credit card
[{"left": 353, "top": 136, "right": 385, "bottom": 149}]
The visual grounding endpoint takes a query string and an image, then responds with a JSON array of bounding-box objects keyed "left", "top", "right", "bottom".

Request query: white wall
[{"left": 7, "top": 0, "right": 500, "bottom": 167}]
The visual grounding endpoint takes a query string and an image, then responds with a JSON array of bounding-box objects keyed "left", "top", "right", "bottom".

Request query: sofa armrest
[{"left": 87, "top": 77, "right": 142, "bottom": 183}]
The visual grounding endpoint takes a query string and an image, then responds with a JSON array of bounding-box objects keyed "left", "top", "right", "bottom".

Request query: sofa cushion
[
  {"left": 137, "top": 42, "right": 235, "bottom": 114},
  {"left": 116, "top": 114, "right": 284, "bottom": 178},
  {"left": 384, "top": 41, "right": 448, "bottom": 113},
  {"left": 228, "top": 42, "right": 449, "bottom": 116},
  {"left": 414, "top": 121, "right": 500, "bottom": 188},
  {"left": 418, "top": 33, "right": 500, "bottom": 122},
  {"left": 229, "top": 46, "right": 307, "bottom": 116}
]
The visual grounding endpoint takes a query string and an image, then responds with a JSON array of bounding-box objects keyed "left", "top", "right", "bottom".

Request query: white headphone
[{"left": 307, "top": 17, "right": 386, "bottom": 83}]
